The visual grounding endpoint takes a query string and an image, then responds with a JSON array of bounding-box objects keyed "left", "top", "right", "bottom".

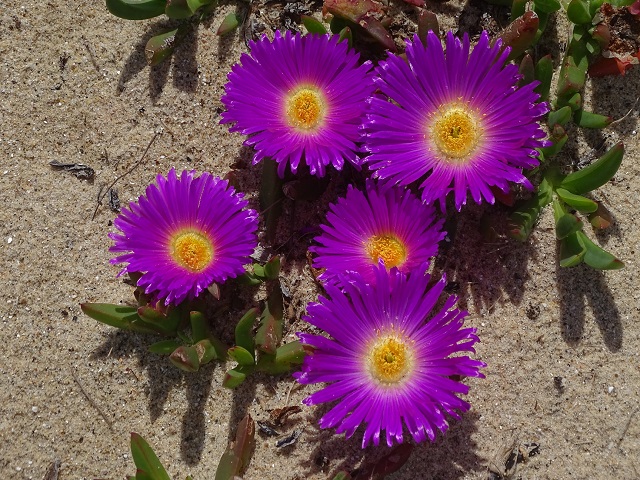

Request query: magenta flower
[
  {"left": 311, "top": 181, "right": 445, "bottom": 286},
  {"left": 294, "top": 264, "right": 485, "bottom": 448},
  {"left": 110, "top": 169, "right": 258, "bottom": 305},
  {"left": 221, "top": 31, "right": 374, "bottom": 177},
  {"left": 364, "top": 31, "right": 549, "bottom": 210}
]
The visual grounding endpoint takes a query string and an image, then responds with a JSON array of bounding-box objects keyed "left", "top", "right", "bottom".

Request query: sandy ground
[{"left": 1, "top": 1, "right": 639, "bottom": 479}]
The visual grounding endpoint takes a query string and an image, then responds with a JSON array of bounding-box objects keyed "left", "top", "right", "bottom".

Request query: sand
[{"left": 1, "top": 0, "right": 639, "bottom": 478}]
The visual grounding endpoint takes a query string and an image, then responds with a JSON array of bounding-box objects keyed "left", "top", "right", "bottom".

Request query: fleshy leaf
[
  {"left": 260, "top": 160, "right": 285, "bottom": 243},
  {"left": 169, "top": 345, "right": 200, "bottom": 372},
  {"left": 559, "top": 232, "right": 587, "bottom": 267},
  {"left": 106, "top": 0, "right": 167, "bottom": 20},
  {"left": 228, "top": 345, "right": 256, "bottom": 366},
  {"left": 255, "top": 282, "right": 284, "bottom": 354},
  {"left": 577, "top": 231, "right": 624, "bottom": 269},
  {"left": 508, "top": 177, "right": 553, "bottom": 240},
  {"left": 559, "top": 142, "right": 624, "bottom": 194},
  {"left": 302, "top": 15, "right": 328, "bottom": 34},
  {"left": 145, "top": 27, "right": 186, "bottom": 66},
  {"left": 130, "top": 433, "right": 171, "bottom": 480},
  {"left": 533, "top": 0, "right": 561, "bottom": 13},
  {"left": 194, "top": 339, "right": 218, "bottom": 365},
  {"left": 357, "top": 443, "right": 414, "bottom": 478},
  {"left": 165, "top": 0, "right": 195, "bottom": 18},
  {"left": 588, "top": 202, "right": 613, "bottom": 229},
  {"left": 81, "top": 303, "right": 159, "bottom": 335},
  {"left": 417, "top": 10, "right": 439, "bottom": 45},
  {"left": 222, "top": 367, "right": 249, "bottom": 388},
  {"left": 553, "top": 199, "right": 583, "bottom": 239},
  {"left": 263, "top": 256, "right": 281, "bottom": 280},
  {"left": 216, "top": 13, "right": 240, "bottom": 36},
  {"left": 148, "top": 339, "right": 182, "bottom": 354},
  {"left": 214, "top": 414, "right": 255, "bottom": 480},
  {"left": 555, "top": 188, "right": 598, "bottom": 213},
  {"left": 573, "top": 109, "right": 613, "bottom": 128},
  {"left": 548, "top": 106, "right": 572, "bottom": 127},
  {"left": 496, "top": 11, "right": 539, "bottom": 61},
  {"left": 567, "top": 0, "right": 593, "bottom": 24},
  {"left": 534, "top": 54, "right": 553, "bottom": 102},
  {"left": 235, "top": 307, "right": 259, "bottom": 354},
  {"left": 275, "top": 340, "right": 306, "bottom": 366}
]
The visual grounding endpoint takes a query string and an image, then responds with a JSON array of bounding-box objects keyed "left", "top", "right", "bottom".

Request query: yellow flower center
[
  {"left": 170, "top": 230, "right": 214, "bottom": 272},
  {"left": 430, "top": 103, "right": 483, "bottom": 162},
  {"left": 285, "top": 87, "right": 326, "bottom": 131},
  {"left": 366, "top": 235, "right": 407, "bottom": 269},
  {"left": 367, "top": 335, "right": 412, "bottom": 384}
]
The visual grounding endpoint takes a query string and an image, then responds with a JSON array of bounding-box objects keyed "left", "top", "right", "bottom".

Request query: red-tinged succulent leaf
[
  {"left": 591, "top": 24, "right": 611, "bottom": 49},
  {"left": 573, "top": 109, "right": 613, "bottom": 128},
  {"left": 491, "top": 186, "right": 515, "bottom": 206},
  {"left": 145, "top": 27, "right": 187, "bottom": 66},
  {"left": 194, "top": 339, "right": 218, "bottom": 365},
  {"left": 215, "top": 415, "right": 255, "bottom": 480},
  {"left": 222, "top": 367, "right": 249, "bottom": 388},
  {"left": 577, "top": 231, "right": 625, "bottom": 269},
  {"left": 588, "top": 55, "right": 639, "bottom": 76},
  {"left": 496, "top": 11, "right": 539, "bottom": 61},
  {"left": 401, "top": 0, "right": 424, "bottom": 6},
  {"left": 588, "top": 202, "right": 614, "bottom": 229},
  {"left": 169, "top": 345, "right": 200, "bottom": 372},
  {"left": 323, "top": 0, "right": 384, "bottom": 22},
  {"left": 358, "top": 15, "right": 396, "bottom": 51},
  {"left": 130, "top": 433, "right": 171, "bottom": 480},
  {"left": 417, "top": 10, "right": 439, "bottom": 44},
  {"left": 228, "top": 345, "right": 255, "bottom": 366},
  {"left": 255, "top": 282, "right": 284, "bottom": 354},
  {"left": 630, "top": 0, "right": 640, "bottom": 15}
]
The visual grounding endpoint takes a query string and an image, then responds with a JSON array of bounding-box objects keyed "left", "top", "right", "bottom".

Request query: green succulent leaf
[
  {"left": 148, "top": 339, "right": 182, "bottom": 354},
  {"left": 301, "top": 15, "right": 328, "bottom": 34},
  {"left": 165, "top": 0, "right": 194, "bottom": 18},
  {"left": 533, "top": 0, "right": 561, "bottom": 13},
  {"left": 588, "top": 202, "right": 613, "bottom": 229},
  {"left": 566, "top": 0, "right": 593, "bottom": 24},
  {"left": 194, "top": 339, "right": 218, "bottom": 365},
  {"left": 534, "top": 55, "right": 553, "bottom": 102},
  {"left": 228, "top": 346, "right": 255, "bottom": 366},
  {"left": 260, "top": 160, "right": 285, "bottom": 243},
  {"left": 130, "top": 433, "right": 171, "bottom": 480},
  {"left": 559, "top": 142, "right": 624, "bottom": 194},
  {"left": 577, "top": 231, "right": 624, "bottom": 269},
  {"left": 559, "top": 232, "right": 587, "bottom": 267},
  {"left": 106, "top": 0, "right": 167, "bottom": 20},
  {"left": 338, "top": 26, "right": 353, "bottom": 47},
  {"left": 508, "top": 177, "right": 554, "bottom": 241},
  {"left": 235, "top": 307, "right": 259, "bottom": 354},
  {"left": 216, "top": 13, "right": 240, "bottom": 35},
  {"left": 548, "top": 106, "right": 572, "bottom": 128},
  {"left": 539, "top": 124, "right": 568, "bottom": 158},
  {"left": 223, "top": 367, "right": 249, "bottom": 388},
  {"left": 263, "top": 256, "right": 281, "bottom": 280},
  {"left": 555, "top": 188, "right": 598, "bottom": 213},
  {"left": 573, "top": 109, "right": 613, "bottom": 129},
  {"left": 275, "top": 340, "right": 306, "bottom": 366},
  {"left": 80, "top": 303, "right": 160, "bottom": 335}
]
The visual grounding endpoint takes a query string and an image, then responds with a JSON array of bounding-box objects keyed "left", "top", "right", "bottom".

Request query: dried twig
[
  {"left": 71, "top": 368, "right": 113, "bottom": 430},
  {"left": 91, "top": 132, "right": 159, "bottom": 220}
]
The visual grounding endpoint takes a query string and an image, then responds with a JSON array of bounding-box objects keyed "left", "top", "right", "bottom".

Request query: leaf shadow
[
  {"left": 555, "top": 259, "right": 623, "bottom": 351},
  {"left": 116, "top": 19, "right": 200, "bottom": 101},
  {"left": 432, "top": 203, "right": 535, "bottom": 315},
  {"left": 90, "top": 329, "right": 217, "bottom": 465}
]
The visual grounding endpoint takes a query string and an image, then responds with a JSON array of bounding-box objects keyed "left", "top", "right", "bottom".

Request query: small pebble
[
  {"left": 608, "top": 386, "right": 615, "bottom": 394},
  {"left": 31, "top": 406, "right": 38, "bottom": 413},
  {"left": 7, "top": 237, "right": 12, "bottom": 244}
]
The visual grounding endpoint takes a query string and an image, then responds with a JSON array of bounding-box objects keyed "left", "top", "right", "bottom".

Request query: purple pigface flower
[
  {"left": 221, "top": 30, "right": 375, "bottom": 177},
  {"left": 311, "top": 180, "right": 445, "bottom": 286},
  {"left": 364, "top": 31, "right": 549, "bottom": 210},
  {"left": 294, "top": 264, "right": 485, "bottom": 448},
  {"left": 110, "top": 169, "right": 258, "bottom": 305}
]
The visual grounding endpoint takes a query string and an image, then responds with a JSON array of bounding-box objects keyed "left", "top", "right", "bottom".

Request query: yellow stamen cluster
[
  {"left": 285, "top": 87, "right": 325, "bottom": 131},
  {"left": 170, "top": 230, "right": 214, "bottom": 272},
  {"left": 366, "top": 235, "right": 407, "bottom": 269},
  {"left": 430, "top": 103, "right": 483, "bottom": 162},
  {"left": 367, "top": 334, "right": 412, "bottom": 384}
]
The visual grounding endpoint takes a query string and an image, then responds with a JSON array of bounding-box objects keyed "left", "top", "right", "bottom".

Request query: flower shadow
[
  {"left": 297, "top": 406, "right": 483, "bottom": 479},
  {"left": 432, "top": 203, "right": 535, "bottom": 315},
  {"left": 555, "top": 259, "right": 623, "bottom": 351},
  {"left": 90, "top": 329, "right": 216, "bottom": 465}
]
